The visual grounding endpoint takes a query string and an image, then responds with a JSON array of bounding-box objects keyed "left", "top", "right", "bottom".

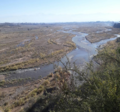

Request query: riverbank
[
  {"left": 0, "top": 25, "right": 120, "bottom": 88},
  {"left": 1, "top": 23, "right": 119, "bottom": 73},
  {"left": 85, "top": 27, "right": 120, "bottom": 43}
]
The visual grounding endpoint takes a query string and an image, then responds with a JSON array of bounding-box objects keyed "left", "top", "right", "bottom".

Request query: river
[{"left": 5, "top": 29, "right": 119, "bottom": 82}]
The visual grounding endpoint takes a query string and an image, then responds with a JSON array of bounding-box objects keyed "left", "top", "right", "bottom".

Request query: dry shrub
[{"left": 43, "top": 80, "right": 50, "bottom": 86}]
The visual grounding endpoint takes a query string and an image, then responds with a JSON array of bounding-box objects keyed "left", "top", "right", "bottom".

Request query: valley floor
[{"left": 0, "top": 22, "right": 120, "bottom": 112}]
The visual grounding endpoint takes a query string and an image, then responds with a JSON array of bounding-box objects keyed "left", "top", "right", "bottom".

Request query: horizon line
[{"left": 0, "top": 21, "right": 117, "bottom": 24}]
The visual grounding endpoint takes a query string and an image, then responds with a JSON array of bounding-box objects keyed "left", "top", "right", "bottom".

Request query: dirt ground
[{"left": 85, "top": 27, "right": 120, "bottom": 43}]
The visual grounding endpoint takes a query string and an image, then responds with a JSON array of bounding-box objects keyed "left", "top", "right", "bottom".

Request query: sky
[{"left": 0, "top": 0, "right": 120, "bottom": 23}]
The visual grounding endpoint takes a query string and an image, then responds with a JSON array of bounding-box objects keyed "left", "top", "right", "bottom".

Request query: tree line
[{"left": 113, "top": 23, "right": 120, "bottom": 28}]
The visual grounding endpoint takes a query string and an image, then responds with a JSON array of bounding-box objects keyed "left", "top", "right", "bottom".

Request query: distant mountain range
[{"left": 0, "top": 21, "right": 115, "bottom": 26}]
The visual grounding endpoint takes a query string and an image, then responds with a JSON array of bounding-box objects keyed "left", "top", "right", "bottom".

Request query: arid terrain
[
  {"left": 0, "top": 24, "right": 76, "bottom": 72},
  {"left": 0, "top": 22, "right": 120, "bottom": 112}
]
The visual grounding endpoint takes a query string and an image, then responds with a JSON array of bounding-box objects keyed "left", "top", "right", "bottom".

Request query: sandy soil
[{"left": 85, "top": 28, "right": 120, "bottom": 43}]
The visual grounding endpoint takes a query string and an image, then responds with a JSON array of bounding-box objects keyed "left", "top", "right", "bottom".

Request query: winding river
[{"left": 6, "top": 30, "right": 119, "bottom": 81}]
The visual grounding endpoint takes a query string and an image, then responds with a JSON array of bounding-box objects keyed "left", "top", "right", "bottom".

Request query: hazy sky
[{"left": 0, "top": 0, "right": 120, "bottom": 23}]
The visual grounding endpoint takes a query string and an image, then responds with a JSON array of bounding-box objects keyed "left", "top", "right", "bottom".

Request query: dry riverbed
[{"left": 0, "top": 24, "right": 76, "bottom": 72}]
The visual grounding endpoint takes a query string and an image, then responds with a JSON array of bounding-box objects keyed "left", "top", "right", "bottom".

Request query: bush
[
  {"left": 0, "top": 80, "right": 5, "bottom": 86},
  {"left": 20, "top": 44, "right": 120, "bottom": 112},
  {"left": 52, "top": 45, "right": 120, "bottom": 112},
  {"left": 113, "top": 23, "right": 120, "bottom": 28},
  {"left": 43, "top": 80, "right": 50, "bottom": 86}
]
